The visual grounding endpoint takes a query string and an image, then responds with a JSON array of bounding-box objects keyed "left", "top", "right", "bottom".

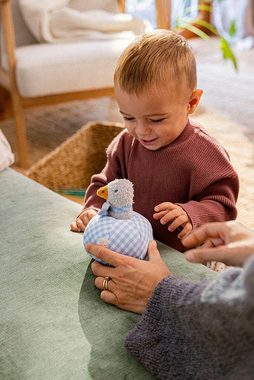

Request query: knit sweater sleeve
[
  {"left": 125, "top": 257, "right": 254, "bottom": 380},
  {"left": 84, "top": 130, "right": 130, "bottom": 209},
  {"left": 179, "top": 179, "right": 239, "bottom": 228},
  {"left": 177, "top": 125, "right": 239, "bottom": 227}
]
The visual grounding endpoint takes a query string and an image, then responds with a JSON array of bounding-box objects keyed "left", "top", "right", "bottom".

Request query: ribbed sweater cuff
[{"left": 125, "top": 276, "right": 207, "bottom": 379}]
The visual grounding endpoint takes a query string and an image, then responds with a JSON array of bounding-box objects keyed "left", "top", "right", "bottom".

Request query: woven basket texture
[{"left": 26, "top": 121, "right": 124, "bottom": 190}]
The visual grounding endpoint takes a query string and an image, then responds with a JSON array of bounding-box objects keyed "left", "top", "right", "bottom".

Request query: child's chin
[
  {"left": 139, "top": 140, "right": 161, "bottom": 150},
  {"left": 141, "top": 143, "right": 160, "bottom": 151}
]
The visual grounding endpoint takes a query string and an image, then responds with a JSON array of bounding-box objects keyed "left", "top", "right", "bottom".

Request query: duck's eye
[{"left": 114, "top": 189, "right": 118, "bottom": 193}]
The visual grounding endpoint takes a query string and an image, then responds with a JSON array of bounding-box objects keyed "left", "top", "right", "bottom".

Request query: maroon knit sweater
[{"left": 84, "top": 120, "right": 239, "bottom": 251}]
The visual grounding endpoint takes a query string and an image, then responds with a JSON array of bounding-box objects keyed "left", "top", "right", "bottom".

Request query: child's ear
[{"left": 187, "top": 89, "right": 203, "bottom": 114}]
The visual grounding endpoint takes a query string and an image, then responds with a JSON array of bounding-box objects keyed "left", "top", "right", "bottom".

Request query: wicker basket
[{"left": 26, "top": 121, "right": 124, "bottom": 191}]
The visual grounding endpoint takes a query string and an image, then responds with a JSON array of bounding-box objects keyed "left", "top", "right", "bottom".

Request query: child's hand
[
  {"left": 153, "top": 202, "right": 192, "bottom": 240},
  {"left": 70, "top": 208, "right": 98, "bottom": 232}
]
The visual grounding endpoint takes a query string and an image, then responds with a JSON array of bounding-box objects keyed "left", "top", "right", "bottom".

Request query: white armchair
[{"left": 0, "top": 0, "right": 170, "bottom": 168}]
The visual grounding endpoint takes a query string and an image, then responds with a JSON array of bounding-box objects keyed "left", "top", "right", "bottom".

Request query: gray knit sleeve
[{"left": 125, "top": 258, "right": 254, "bottom": 380}]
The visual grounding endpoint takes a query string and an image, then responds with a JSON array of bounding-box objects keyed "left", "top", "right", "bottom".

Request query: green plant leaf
[
  {"left": 190, "top": 18, "right": 219, "bottom": 35},
  {"left": 197, "top": 4, "right": 212, "bottom": 12},
  {"left": 175, "top": 21, "right": 211, "bottom": 40},
  {"left": 220, "top": 37, "right": 238, "bottom": 70},
  {"left": 229, "top": 19, "right": 237, "bottom": 37},
  {"left": 174, "top": 1, "right": 238, "bottom": 71},
  {"left": 181, "top": 4, "right": 212, "bottom": 16}
]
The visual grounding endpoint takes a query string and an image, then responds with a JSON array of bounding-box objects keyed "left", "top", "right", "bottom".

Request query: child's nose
[{"left": 136, "top": 122, "right": 150, "bottom": 136}]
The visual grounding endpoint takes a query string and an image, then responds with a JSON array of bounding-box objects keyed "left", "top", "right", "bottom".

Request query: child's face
[{"left": 115, "top": 82, "right": 202, "bottom": 151}]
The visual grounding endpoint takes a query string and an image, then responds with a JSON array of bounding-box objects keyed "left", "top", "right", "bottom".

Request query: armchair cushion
[
  {"left": 2, "top": 38, "right": 132, "bottom": 97},
  {"left": 1, "top": 0, "right": 150, "bottom": 98}
]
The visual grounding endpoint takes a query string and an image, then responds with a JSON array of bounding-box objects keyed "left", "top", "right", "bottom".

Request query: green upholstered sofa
[{"left": 0, "top": 168, "right": 217, "bottom": 379}]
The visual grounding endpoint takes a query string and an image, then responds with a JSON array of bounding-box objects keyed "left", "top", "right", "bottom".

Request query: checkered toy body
[
  {"left": 83, "top": 211, "right": 153, "bottom": 264},
  {"left": 83, "top": 178, "right": 153, "bottom": 264}
]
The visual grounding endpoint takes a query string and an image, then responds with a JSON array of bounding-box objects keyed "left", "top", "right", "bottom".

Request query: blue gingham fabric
[{"left": 83, "top": 211, "right": 153, "bottom": 264}]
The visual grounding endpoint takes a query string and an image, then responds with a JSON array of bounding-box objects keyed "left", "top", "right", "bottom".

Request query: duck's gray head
[{"left": 97, "top": 179, "right": 134, "bottom": 208}]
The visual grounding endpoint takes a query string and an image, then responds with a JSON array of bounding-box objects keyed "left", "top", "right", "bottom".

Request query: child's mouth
[{"left": 140, "top": 138, "right": 157, "bottom": 145}]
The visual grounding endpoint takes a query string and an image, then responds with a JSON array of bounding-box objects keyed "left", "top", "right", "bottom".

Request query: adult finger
[
  {"left": 91, "top": 260, "right": 104, "bottom": 275},
  {"left": 100, "top": 290, "right": 119, "bottom": 306},
  {"left": 100, "top": 290, "right": 142, "bottom": 313},
  {"left": 182, "top": 223, "right": 225, "bottom": 248},
  {"left": 95, "top": 276, "right": 115, "bottom": 292},
  {"left": 201, "top": 238, "right": 224, "bottom": 248},
  {"left": 91, "top": 260, "right": 116, "bottom": 279},
  {"left": 86, "top": 243, "right": 131, "bottom": 267},
  {"left": 184, "top": 245, "right": 242, "bottom": 265},
  {"left": 146, "top": 241, "right": 171, "bottom": 280},
  {"left": 184, "top": 246, "right": 229, "bottom": 264},
  {"left": 146, "top": 240, "right": 161, "bottom": 261}
]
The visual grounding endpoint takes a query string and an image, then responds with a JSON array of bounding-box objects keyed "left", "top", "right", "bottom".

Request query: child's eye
[
  {"left": 150, "top": 118, "right": 165, "bottom": 123},
  {"left": 123, "top": 116, "right": 135, "bottom": 121}
]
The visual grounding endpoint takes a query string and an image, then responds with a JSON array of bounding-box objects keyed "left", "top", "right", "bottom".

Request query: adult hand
[
  {"left": 182, "top": 221, "right": 254, "bottom": 267},
  {"left": 87, "top": 240, "right": 171, "bottom": 314},
  {"left": 153, "top": 202, "right": 192, "bottom": 239}
]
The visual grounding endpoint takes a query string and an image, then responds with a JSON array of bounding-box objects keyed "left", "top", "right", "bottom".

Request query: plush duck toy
[{"left": 83, "top": 179, "right": 153, "bottom": 264}]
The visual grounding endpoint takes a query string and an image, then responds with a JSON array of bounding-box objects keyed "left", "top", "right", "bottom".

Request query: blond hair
[{"left": 114, "top": 30, "right": 197, "bottom": 94}]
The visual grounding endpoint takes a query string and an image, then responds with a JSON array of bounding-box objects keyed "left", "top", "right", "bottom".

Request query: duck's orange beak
[{"left": 97, "top": 185, "right": 108, "bottom": 200}]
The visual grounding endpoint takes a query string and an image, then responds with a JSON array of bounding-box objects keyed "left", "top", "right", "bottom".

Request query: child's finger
[
  {"left": 160, "top": 209, "right": 181, "bottom": 225},
  {"left": 70, "top": 221, "right": 81, "bottom": 232},
  {"left": 76, "top": 219, "right": 86, "bottom": 231},
  {"left": 177, "top": 223, "right": 192, "bottom": 239},
  {"left": 87, "top": 210, "right": 98, "bottom": 220},
  {"left": 168, "top": 214, "right": 188, "bottom": 231},
  {"left": 79, "top": 212, "right": 95, "bottom": 227},
  {"left": 154, "top": 202, "right": 173, "bottom": 212},
  {"left": 153, "top": 210, "right": 168, "bottom": 220}
]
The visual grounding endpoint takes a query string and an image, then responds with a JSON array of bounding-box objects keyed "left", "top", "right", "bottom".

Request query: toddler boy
[{"left": 71, "top": 30, "right": 239, "bottom": 252}]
